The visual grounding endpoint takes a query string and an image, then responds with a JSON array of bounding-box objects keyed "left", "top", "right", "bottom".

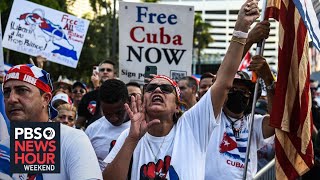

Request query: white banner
[
  {"left": 0, "top": 13, "right": 4, "bottom": 74},
  {"left": 119, "top": 2, "right": 194, "bottom": 83},
  {"left": 2, "top": 0, "right": 90, "bottom": 68}
]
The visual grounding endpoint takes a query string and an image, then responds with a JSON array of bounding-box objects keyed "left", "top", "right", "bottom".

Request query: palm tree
[{"left": 193, "top": 13, "right": 214, "bottom": 74}]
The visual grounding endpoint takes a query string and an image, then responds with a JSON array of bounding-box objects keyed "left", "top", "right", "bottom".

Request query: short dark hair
[
  {"left": 179, "top": 76, "right": 198, "bottom": 89},
  {"left": 99, "top": 79, "right": 128, "bottom": 104},
  {"left": 200, "top": 72, "right": 215, "bottom": 81},
  {"left": 99, "top": 60, "right": 115, "bottom": 67},
  {"left": 126, "top": 81, "right": 141, "bottom": 88}
]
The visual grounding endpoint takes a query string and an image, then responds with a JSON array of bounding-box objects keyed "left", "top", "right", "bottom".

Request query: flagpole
[{"left": 242, "top": 0, "right": 268, "bottom": 179}]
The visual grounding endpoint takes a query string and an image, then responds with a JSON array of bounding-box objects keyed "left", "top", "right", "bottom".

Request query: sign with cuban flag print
[{"left": 2, "top": 0, "right": 90, "bottom": 68}]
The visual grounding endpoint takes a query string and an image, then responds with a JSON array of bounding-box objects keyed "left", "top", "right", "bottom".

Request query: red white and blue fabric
[
  {"left": 292, "top": 0, "right": 320, "bottom": 51},
  {"left": 0, "top": 143, "right": 11, "bottom": 178},
  {"left": 3, "top": 64, "right": 52, "bottom": 94},
  {"left": 150, "top": 75, "right": 181, "bottom": 98},
  {"left": 238, "top": 52, "right": 251, "bottom": 72},
  {"left": 0, "top": 89, "right": 9, "bottom": 141},
  {"left": 265, "top": 0, "right": 314, "bottom": 179}
]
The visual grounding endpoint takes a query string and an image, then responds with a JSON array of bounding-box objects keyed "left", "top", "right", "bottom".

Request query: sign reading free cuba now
[
  {"left": 10, "top": 122, "right": 60, "bottom": 173},
  {"left": 119, "top": 2, "right": 194, "bottom": 83}
]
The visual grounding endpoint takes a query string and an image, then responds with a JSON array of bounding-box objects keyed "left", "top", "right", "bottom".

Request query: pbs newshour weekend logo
[{"left": 10, "top": 122, "right": 60, "bottom": 173}]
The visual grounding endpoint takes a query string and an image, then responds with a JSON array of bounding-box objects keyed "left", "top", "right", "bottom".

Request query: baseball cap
[
  {"left": 51, "top": 93, "right": 72, "bottom": 109},
  {"left": 3, "top": 64, "right": 52, "bottom": 93},
  {"left": 72, "top": 81, "right": 87, "bottom": 91},
  {"left": 50, "top": 93, "right": 72, "bottom": 119},
  {"left": 233, "top": 71, "right": 256, "bottom": 95}
]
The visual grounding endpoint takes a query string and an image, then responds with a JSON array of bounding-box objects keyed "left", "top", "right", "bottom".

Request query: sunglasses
[
  {"left": 144, "top": 84, "right": 175, "bottom": 94},
  {"left": 72, "top": 89, "right": 86, "bottom": 94},
  {"left": 99, "top": 68, "right": 113, "bottom": 72}
]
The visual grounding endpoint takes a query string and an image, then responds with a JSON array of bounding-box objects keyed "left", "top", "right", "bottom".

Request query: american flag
[{"left": 265, "top": 0, "right": 314, "bottom": 179}]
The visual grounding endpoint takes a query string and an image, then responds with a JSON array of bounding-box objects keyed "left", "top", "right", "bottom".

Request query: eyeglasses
[
  {"left": 229, "top": 87, "right": 251, "bottom": 97},
  {"left": 72, "top": 89, "right": 85, "bottom": 94},
  {"left": 144, "top": 84, "right": 175, "bottom": 94},
  {"left": 99, "top": 68, "right": 113, "bottom": 72}
]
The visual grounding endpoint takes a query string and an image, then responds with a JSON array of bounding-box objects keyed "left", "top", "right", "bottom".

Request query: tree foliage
[
  {"left": 193, "top": 13, "right": 214, "bottom": 73},
  {"left": 193, "top": 13, "right": 214, "bottom": 50}
]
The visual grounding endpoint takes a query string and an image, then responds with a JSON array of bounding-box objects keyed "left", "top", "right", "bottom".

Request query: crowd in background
[{"left": 0, "top": 0, "right": 319, "bottom": 179}]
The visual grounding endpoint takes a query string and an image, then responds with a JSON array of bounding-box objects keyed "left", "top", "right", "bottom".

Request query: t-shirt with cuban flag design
[
  {"left": 205, "top": 112, "right": 268, "bottom": 180},
  {"left": 104, "top": 87, "right": 219, "bottom": 179}
]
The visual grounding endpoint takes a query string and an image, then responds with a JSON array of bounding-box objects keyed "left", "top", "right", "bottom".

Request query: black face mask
[{"left": 226, "top": 90, "right": 250, "bottom": 114}]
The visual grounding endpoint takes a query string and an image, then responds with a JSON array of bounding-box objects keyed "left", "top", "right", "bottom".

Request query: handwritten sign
[
  {"left": 119, "top": 2, "right": 194, "bottom": 83},
  {"left": 2, "top": 0, "right": 90, "bottom": 68}
]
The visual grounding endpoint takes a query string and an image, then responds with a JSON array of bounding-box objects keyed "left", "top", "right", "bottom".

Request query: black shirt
[{"left": 77, "top": 89, "right": 102, "bottom": 128}]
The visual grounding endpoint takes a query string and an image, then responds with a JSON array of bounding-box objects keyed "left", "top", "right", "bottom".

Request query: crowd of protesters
[{"left": 0, "top": 0, "right": 319, "bottom": 179}]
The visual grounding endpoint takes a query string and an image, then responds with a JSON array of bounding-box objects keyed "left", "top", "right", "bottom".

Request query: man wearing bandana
[
  {"left": 1, "top": 64, "right": 102, "bottom": 180},
  {"left": 205, "top": 55, "right": 275, "bottom": 180}
]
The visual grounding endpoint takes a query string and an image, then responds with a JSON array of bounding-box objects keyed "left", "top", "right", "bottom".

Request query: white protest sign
[
  {"left": 0, "top": 13, "right": 4, "bottom": 74},
  {"left": 119, "top": 2, "right": 194, "bottom": 83},
  {"left": 2, "top": 0, "right": 90, "bottom": 68}
]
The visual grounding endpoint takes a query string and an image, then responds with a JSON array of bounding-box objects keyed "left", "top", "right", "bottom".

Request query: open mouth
[{"left": 151, "top": 95, "right": 164, "bottom": 103}]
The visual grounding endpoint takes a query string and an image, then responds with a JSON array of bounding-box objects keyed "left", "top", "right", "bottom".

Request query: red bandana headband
[{"left": 4, "top": 64, "right": 52, "bottom": 94}]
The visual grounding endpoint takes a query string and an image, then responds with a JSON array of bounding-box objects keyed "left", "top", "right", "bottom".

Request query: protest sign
[
  {"left": 2, "top": 0, "right": 90, "bottom": 68},
  {"left": 119, "top": 2, "right": 194, "bottom": 83},
  {"left": 0, "top": 13, "right": 4, "bottom": 74}
]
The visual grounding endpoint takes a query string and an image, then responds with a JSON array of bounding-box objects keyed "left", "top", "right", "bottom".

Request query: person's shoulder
[
  {"left": 85, "top": 116, "right": 105, "bottom": 131},
  {"left": 61, "top": 124, "right": 87, "bottom": 138},
  {"left": 119, "top": 128, "right": 130, "bottom": 138},
  {"left": 252, "top": 113, "right": 265, "bottom": 119},
  {"left": 85, "top": 89, "right": 99, "bottom": 97}
]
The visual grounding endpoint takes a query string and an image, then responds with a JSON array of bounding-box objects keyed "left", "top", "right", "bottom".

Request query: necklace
[
  {"left": 146, "top": 134, "right": 167, "bottom": 162},
  {"left": 225, "top": 113, "right": 244, "bottom": 138}
]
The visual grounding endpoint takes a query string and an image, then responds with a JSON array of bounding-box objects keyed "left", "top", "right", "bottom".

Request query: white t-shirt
[
  {"left": 9, "top": 124, "right": 102, "bottom": 180},
  {"left": 104, "top": 89, "right": 218, "bottom": 180},
  {"left": 205, "top": 112, "right": 268, "bottom": 180},
  {"left": 85, "top": 117, "right": 130, "bottom": 171}
]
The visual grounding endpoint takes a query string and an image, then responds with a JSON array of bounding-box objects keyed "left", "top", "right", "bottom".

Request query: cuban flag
[
  {"left": 0, "top": 88, "right": 10, "bottom": 141},
  {"left": 293, "top": 0, "right": 320, "bottom": 50}
]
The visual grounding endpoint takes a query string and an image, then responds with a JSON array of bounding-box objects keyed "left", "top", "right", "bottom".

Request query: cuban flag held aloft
[
  {"left": 293, "top": 0, "right": 320, "bottom": 50},
  {"left": 0, "top": 88, "right": 10, "bottom": 141}
]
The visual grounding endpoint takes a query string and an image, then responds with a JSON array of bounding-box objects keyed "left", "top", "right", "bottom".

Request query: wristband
[
  {"left": 231, "top": 36, "right": 246, "bottom": 45},
  {"left": 233, "top": 30, "right": 248, "bottom": 39}
]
